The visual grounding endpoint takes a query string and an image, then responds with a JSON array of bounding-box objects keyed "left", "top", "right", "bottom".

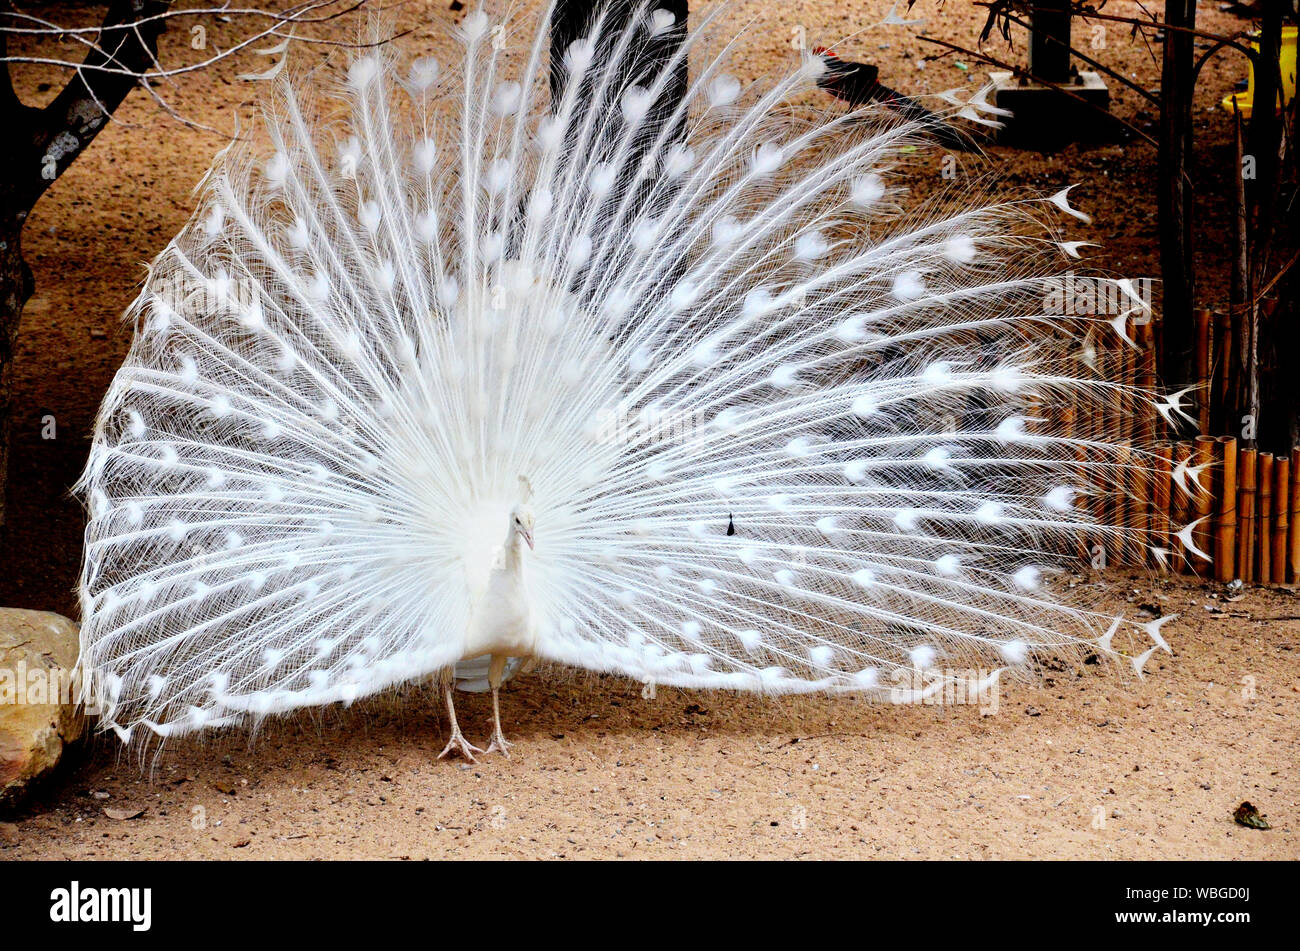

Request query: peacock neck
[{"left": 503, "top": 525, "right": 527, "bottom": 574}]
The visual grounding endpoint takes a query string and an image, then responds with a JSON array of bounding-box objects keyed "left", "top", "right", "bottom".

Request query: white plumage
[{"left": 76, "top": 3, "right": 1183, "bottom": 756}]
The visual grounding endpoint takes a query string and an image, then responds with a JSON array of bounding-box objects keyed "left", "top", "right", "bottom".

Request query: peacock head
[
  {"left": 511, "top": 474, "right": 535, "bottom": 550},
  {"left": 511, "top": 505, "right": 535, "bottom": 551}
]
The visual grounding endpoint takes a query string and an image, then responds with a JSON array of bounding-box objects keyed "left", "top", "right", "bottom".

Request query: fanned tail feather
[{"left": 76, "top": 2, "right": 1185, "bottom": 741}]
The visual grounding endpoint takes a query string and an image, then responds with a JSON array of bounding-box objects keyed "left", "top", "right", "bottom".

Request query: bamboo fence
[{"left": 1070, "top": 309, "right": 1298, "bottom": 584}]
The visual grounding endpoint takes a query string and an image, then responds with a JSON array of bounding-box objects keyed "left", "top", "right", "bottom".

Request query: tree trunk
[
  {"left": 0, "top": 220, "right": 34, "bottom": 533},
  {"left": 1230, "top": 109, "right": 1252, "bottom": 446},
  {"left": 1157, "top": 1, "right": 1196, "bottom": 401},
  {"left": 0, "top": 1, "right": 169, "bottom": 532}
]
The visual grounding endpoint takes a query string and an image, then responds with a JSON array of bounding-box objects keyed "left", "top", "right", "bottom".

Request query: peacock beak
[{"left": 523, "top": 530, "right": 534, "bottom": 550}]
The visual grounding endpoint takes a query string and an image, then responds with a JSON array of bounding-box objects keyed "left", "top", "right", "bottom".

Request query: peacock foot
[
  {"left": 485, "top": 732, "right": 512, "bottom": 757},
  {"left": 438, "top": 730, "right": 484, "bottom": 762}
]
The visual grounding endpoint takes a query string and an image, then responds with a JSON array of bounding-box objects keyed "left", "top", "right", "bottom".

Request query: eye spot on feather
[
  {"left": 809, "top": 645, "right": 834, "bottom": 667},
  {"left": 124, "top": 409, "right": 146, "bottom": 438},
  {"left": 709, "top": 74, "right": 741, "bottom": 106},
  {"left": 408, "top": 57, "right": 439, "bottom": 89},
  {"left": 909, "top": 645, "right": 937, "bottom": 669},
  {"left": 1044, "top": 486, "right": 1075, "bottom": 511},
  {"left": 750, "top": 142, "right": 784, "bottom": 176},
  {"left": 663, "top": 145, "right": 694, "bottom": 178},
  {"left": 893, "top": 507, "right": 920, "bottom": 531},
  {"left": 348, "top": 56, "right": 380, "bottom": 89},
  {"left": 1013, "top": 565, "right": 1041, "bottom": 590},
  {"left": 264, "top": 152, "right": 290, "bottom": 187},
  {"left": 892, "top": 270, "right": 926, "bottom": 301},
  {"left": 564, "top": 37, "right": 596, "bottom": 73},
  {"left": 943, "top": 234, "right": 977, "bottom": 263},
  {"left": 203, "top": 204, "right": 224, "bottom": 236},
  {"left": 999, "top": 639, "right": 1029, "bottom": 664},
  {"left": 359, "top": 201, "right": 381, "bottom": 232},
  {"left": 851, "top": 173, "right": 885, "bottom": 208},
  {"left": 853, "top": 668, "right": 880, "bottom": 688},
  {"left": 620, "top": 86, "right": 654, "bottom": 122},
  {"left": 588, "top": 162, "right": 616, "bottom": 196},
  {"left": 711, "top": 215, "right": 741, "bottom": 247},
  {"left": 794, "top": 231, "right": 828, "bottom": 261},
  {"left": 567, "top": 234, "right": 593, "bottom": 266},
  {"left": 491, "top": 81, "right": 522, "bottom": 116},
  {"left": 535, "top": 115, "right": 564, "bottom": 150}
]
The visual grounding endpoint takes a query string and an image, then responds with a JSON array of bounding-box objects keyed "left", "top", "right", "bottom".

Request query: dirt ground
[
  {"left": 1, "top": 2, "right": 1294, "bottom": 859},
  {"left": 3, "top": 573, "right": 1297, "bottom": 860}
]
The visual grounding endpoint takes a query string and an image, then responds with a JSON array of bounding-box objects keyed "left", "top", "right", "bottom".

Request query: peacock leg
[
  {"left": 485, "top": 654, "right": 512, "bottom": 756},
  {"left": 437, "top": 668, "right": 483, "bottom": 762}
]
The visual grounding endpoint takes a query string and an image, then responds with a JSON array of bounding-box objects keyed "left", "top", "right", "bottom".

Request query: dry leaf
[
  {"left": 1232, "top": 801, "right": 1270, "bottom": 830},
  {"left": 103, "top": 806, "right": 145, "bottom": 821}
]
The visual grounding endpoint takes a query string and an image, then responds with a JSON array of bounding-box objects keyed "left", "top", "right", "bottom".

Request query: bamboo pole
[
  {"left": 1130, "top": 441, "right": 1149, "bottom": 565},
  {"left": 1194, "top": 307, "right": 1212, "bottom": 434},
  {"left": 1213, "top": 310, "right": 1232, "bottom": 435},
  {"left": 1078, "top": 417, "right": 1096, "bottom": 566},
  {"left": 1173, "top": 440, "right": 1194, "bottom": 571},
  {"left": 1272, "top": 455, "right": 1290, "bottom": 584},
  {"left": 1137, "top": 319, "right": 1157, "bottom": 446},
  {"left": 1290, "top": 446, "right": 1300, "bottom": 584},
  {"left": 1152, "top": 443, "right": 1173, "bottom": 570},
  {"left": 1193, "top": 435, "right": 1216, "bottom": 574},
  {"left": 1062, "top": 405, "right": 1087, "bottom": 562},
  {"left": 1115, "top": 441, "right": 1132, "bottom": 567},
  {"left": 1214, "top": 436, "right": 1237, "bottom": 582},
  {"left": 1123, "top": 317, "right": 1139, "bottom": 444},
  {"left": 1237, "top": 448, "right": 1257, "bottom": 582},
  {"left": 1258, "top": 453, "right": 1274, "bottom": 583}
]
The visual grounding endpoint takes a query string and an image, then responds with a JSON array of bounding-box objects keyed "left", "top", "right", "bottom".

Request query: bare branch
[
  {"left": 0, "top": 2, "right": 375, "bottom": 83},
  {"left": 0, "top": 2, "right": 365, "bottom": 37}
]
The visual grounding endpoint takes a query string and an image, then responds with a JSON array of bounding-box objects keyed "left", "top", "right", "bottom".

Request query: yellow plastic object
[{"left": 1221, "top": 26, "right": 1298, "bottom": 118}]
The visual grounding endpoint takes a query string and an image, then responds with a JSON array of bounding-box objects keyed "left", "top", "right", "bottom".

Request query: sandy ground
[
  {"left": 2, "top": 573, "right": 1297, "bottom": 859},
  {"left": 1, "top": 2, "right": 1294, "bottom": 858}
]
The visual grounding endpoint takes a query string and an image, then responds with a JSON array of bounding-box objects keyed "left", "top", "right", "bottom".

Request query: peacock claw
[
  {"left": 438, "top": 732, "right": 483, "bottom": 762},
  {"left": 485, "top": 734, "right": 512, "bottom": 757}
]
